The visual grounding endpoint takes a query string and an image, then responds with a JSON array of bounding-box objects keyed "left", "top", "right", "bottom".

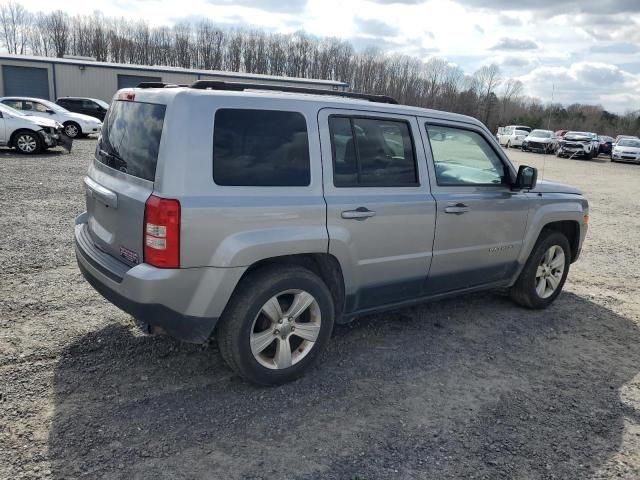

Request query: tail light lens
[{"left": 144, "top": 195, "right": 180, "bottom": 268}]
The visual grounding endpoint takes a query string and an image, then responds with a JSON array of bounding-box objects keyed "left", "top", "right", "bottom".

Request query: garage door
[
  {"left": 3, "top": 65, "right": 50, "bottom": 98},
  {"left": 117, "top": 74, "right": 162, "bottom": 89}
]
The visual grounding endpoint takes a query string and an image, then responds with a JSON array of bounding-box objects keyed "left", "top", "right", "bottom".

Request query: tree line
[{"left": 1, "top": 2, "right": 638, "bottom": 136}]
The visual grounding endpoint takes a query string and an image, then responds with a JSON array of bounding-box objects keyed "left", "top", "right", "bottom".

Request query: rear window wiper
[{"left": 99, "top": 148, "right": 128, "bottom": 172}]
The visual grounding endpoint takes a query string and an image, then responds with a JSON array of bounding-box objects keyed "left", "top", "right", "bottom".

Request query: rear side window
[
  {"left": 213, "top": 109, "right": 310, "bottom": 186},
  {"left": 329, "top": 116, "right": 418, "bottom": 187},
  {"left": 96, "top": 100, "right": 166, "bottom": 181}
]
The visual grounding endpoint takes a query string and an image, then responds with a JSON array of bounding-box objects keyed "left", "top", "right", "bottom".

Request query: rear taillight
[{"left": 144, "top": 195, "right": 180, "bottom": 268}]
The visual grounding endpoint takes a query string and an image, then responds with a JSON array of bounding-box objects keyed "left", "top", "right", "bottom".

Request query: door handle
[
  {"left": 444, "top": 203, "right": 469, "bottom": 214},
  {"left": 341, "top": 207, "right": 376, "bottom": 220}
]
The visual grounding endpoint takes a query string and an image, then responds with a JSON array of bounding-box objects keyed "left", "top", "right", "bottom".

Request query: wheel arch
[
  {"left": 541, "top": 220, "right": 581, "bottom": 263},
  {"left": 10, "top": 128, "right": 40, "bottom": 147},
  {"left": 235, "top": 253, "right": 347, "bottom": 322}
]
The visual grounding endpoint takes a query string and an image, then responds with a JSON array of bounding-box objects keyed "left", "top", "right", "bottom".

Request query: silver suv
[{"left": 75, "top": 82, "right": 589, "bottom": 385}]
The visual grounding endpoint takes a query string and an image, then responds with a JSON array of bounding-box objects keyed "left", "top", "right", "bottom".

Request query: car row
[
  {"left": 0, "top": 96, "right": 103, "bottom": 140},
  {"left": 497, "top": 124, "right": 638, "bottom": 162}
]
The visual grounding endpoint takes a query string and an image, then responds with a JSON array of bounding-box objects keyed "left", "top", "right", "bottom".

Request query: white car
[
  {"left": 0, "top": 102, "right": 69, "bottom": 154},
  {"left": 0, "top": 96, "right": 102, "bottom": 139},
  {"left": 522, "top": 129, "right": 555, "bottom": 153},
  {"left": 611, "top": 138, "right": 640, "bottom": 164},
  {"left": 497, "top": 125, "right": 531, "bottom": 148}
]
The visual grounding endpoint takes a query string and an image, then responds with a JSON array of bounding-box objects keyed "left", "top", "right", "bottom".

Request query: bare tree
[
  {"left": 474, "top": 63, "right": 502, "bottom": 124},
  {"left": 0, "top": 1, "right": 31, "bottom": 54}
]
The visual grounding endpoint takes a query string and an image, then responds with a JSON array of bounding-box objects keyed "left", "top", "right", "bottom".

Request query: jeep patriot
[{"left": 75, "top": 82, "right": 589, "bottom": 385}]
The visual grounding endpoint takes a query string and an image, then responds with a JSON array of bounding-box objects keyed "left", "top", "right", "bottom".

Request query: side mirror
[{"left": 515, "top": 165, "right": 538, "bottom": 190}]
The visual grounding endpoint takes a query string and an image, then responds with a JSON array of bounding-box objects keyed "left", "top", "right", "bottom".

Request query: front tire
[
  {"left": 217, "top": 265, "right": 335, "bottom": 385},
  {"left": 63, "top": 122, "right": 81, "bottom": 139},
  {"left": 13, "top": 130, "right": 42, "bottom": 154},
  {"left": 510, "top": 230, "right": 571, "bottom": 309}
]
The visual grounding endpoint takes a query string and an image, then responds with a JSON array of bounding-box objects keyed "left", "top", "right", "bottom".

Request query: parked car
[
  {"left": 522, "top": 129, "right": 555, "bottom": 153},
  {"left": 597, "top": 135, "right": 614, "bottom": 155},
  {"left": 0, "top": 96, "right": 102, "bottom": 139},
  {"left": 611, "top": 138, "right": 640, "bottom": 163},
  {"left": 56, "top": 97, "right": 109, "bottom": 121},
  {"left": 613, "top": 135, "right": 639, "bottom": 148},
  {"left": 75, "top": 82, "right": 589, "bottom": 385},
  {"left": 0, "top": 102, "right": 69, "bottom": 154},
  {"left": 497, "top": 125, "right": 531, "bottom": 148},
  {"left": 556, "top": 131, "right": 598, "bottom": 159}
]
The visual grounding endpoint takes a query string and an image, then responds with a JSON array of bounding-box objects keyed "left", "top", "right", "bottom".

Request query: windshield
[
  {"left": 530, "top": 130, "right": 552, "bottom": 138},
  {"left": 94, "top": 99, "right": 110, "bottom": 109},
  {"left": 618, "top": 139, "right": 640, "bottom": 148},
  {"left": 39, "top": 99, "right": 68, "bottom": 113},
  {"left": 566, "top": 131, "right": 590, "bottom": 137}
]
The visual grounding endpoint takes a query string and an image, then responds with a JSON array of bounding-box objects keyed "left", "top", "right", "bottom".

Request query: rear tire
[
  {"left": 63, "top": 121, "right": 81, "bottom": 139},
  {"left": 510, "top": 230, "right": 571, "bottom": 309},
  {"left": 13, "top": 130, "right": 42, "bottom": 154},
  {"left": 217, "top": 265, "right": 335, "bottom": 385}
]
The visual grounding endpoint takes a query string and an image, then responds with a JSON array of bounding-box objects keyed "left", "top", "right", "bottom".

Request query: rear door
[
  {"left": 319, "top": 109, "right": 436, "bottom": 312},
  {"left": 420, "top": 120, "right": 529, "bottom": 294},
  {"left": 84, "top": 97, "right": 167, "bottom": 266}
]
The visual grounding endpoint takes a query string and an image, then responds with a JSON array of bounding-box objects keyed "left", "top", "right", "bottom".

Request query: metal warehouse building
[{"left": 0, "top": 54, "right": 348, "bottom": 102}]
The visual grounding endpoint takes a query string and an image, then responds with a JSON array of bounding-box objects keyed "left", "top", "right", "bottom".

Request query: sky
[{"left": 18, "top": 0, "right": 640, "bottom": 113}]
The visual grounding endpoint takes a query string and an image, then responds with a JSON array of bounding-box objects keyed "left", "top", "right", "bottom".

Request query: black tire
[
  {"left": 63, "top": 121, "right": 81, "bottom": 139},
  {"left": 217, "top": 265, "right": 335, "bottom": 385},
  {"left": 510, "top": 230, "right": 571, "bottom": 309},
  {"left": 13, "top": 129, "right": 42, "bottom": 155}
]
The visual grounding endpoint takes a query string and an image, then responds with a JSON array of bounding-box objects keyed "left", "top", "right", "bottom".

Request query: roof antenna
[{"left": 541, "top": 83, "right": 555, "bottom": 182}]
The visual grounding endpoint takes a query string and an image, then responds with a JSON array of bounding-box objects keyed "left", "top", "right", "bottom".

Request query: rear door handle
[
  {"left": 444, "top": 203, "right": 469, "bottom": 214},
  {"left": 341, "top": 207, "right": 376, "bottom": 220}
]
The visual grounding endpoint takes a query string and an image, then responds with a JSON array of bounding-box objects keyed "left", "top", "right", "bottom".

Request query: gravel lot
[{"left": 1, "top": 139, "right": 639, "bottom": 479}]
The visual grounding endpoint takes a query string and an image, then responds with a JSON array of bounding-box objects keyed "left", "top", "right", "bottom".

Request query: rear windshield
[{"left": 96, "top": 100, "right": 166, "bottom": 181}]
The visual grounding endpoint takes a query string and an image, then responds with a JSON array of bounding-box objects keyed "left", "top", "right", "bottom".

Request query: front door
[
  {"left": 319, "top": 109, "right": 436, "bottom": 313},
  {"left": 420, "top": 120, "right": 529, "bottom": 294}
]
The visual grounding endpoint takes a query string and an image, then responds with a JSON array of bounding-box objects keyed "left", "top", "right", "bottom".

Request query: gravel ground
[{"left": 1, "top": 139, "right": 639, "bottom": 480}]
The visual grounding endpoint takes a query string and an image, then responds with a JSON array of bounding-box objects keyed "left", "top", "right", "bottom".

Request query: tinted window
[
  {"left": 96, "top": 101, "right": 166, "bottom": 181},
  {"left": 213, "top": 109, "right": 310, "bottom": 186},
  {"left": 330, "top": 116, "right": 417, "bottom": 187},
  {"left": 427, "top": 125, "right": 506, "bottom": 186}
]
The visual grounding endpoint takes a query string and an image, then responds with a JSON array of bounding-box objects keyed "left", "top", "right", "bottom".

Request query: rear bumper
[{"left": 74, "top": 215, "right": 246, "bottom": 343}]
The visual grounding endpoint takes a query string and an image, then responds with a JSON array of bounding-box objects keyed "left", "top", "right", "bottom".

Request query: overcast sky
[{"left": 20, "top": 0, "right": 640, "bottom": 113}]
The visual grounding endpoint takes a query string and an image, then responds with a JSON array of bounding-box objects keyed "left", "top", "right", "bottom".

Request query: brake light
[
  {"left": 144, "top": 195, "right": 180, "bottom": 268},
  {"left": 117, "top": 91, "right": 135, "bottom": 101}
]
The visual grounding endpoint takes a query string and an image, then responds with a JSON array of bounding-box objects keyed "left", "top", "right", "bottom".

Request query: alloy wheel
[
  {"left": 535, "top": 245, "right": 565, "bottom": 299},
  {"left": 65, "top": 124, "right": 79, "bottom": 137},
  {"left": 17, "top": 134, "right": 37, "bottom": 153},
  {"left": 250, "top": 289, "right": 321, "bottom": 370}
]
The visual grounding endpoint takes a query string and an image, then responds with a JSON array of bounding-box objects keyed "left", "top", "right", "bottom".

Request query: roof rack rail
[
  {"left": 136, "top": 82, "right": 187, "bottom": 88},
  {"left": 189, "top": 80, "right": 398, "bottom": 104}
]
